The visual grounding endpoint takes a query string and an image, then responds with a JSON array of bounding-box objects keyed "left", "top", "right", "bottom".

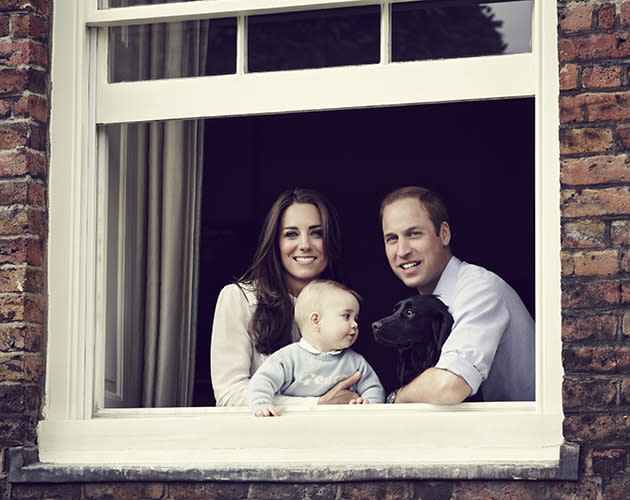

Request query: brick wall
[
  {"left": 4, "top": 0, "right": 630, "bottom": 499},
  {"left": 0, "top": 0, "right": 47, "bottom": 498}
]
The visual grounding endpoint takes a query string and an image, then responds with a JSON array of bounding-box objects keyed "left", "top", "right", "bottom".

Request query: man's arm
[{"left": 393, "top": 367, "right": 472, "bottom": 404}]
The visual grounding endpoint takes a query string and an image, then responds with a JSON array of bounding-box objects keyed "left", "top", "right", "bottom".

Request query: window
[{"left": 42, "top": 0, "right": 569, "bottom": 477}]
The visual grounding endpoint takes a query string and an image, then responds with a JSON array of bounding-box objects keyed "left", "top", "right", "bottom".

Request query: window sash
[{"left": 44, "top": 0, "right": 563, "bottom": 471}]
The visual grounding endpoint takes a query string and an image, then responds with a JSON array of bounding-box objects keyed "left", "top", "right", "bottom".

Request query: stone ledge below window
[{"left": 8, "top": 443, "right": 579, "bottom": 483}]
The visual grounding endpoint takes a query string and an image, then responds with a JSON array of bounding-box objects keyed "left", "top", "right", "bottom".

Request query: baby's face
[{"left": 315, "top": 289, "right": 360, "bottom": 352}]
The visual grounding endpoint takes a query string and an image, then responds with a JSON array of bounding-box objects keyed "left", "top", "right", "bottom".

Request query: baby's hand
[
  {"left": 349, "top": 397, "right": 370, "bottom": 405},
  {"left": 255, "top": 404, "right": 281, "bottom": 417}
]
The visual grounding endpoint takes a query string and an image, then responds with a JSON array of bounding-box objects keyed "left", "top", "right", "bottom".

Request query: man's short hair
[
  {"left": 379, "top": 186, "right": 450, "bottom": 236},
  {"left": 294, "top": 279, "right": 361, "bottom": 330}
]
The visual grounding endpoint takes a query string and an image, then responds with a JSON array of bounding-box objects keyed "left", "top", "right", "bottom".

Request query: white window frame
[{"left": 42, "top": 0, "right": 567, "bottom": 477}]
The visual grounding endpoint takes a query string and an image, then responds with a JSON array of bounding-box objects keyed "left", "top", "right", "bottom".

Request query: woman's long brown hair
[{"left": 237, "top": 188, "right": 342, "bottom": 355}]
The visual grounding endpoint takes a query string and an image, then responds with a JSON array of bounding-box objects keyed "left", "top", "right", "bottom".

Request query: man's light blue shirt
[{"left": 433, "top": 256, "right": 535, "bottom": 401}]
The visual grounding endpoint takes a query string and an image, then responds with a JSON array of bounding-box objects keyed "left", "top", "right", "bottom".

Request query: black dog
[{"left": 372, "top": 295, "right": 453, "bottom": 388}]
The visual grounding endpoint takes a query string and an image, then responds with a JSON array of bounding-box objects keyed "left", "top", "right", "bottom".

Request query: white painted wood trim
[{"left": 97, "top": 53, "right": 535, "bottom": 124}]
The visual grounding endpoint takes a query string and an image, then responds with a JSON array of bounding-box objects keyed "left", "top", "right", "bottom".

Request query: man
[{"left": 380, "top": 186, "right": 535, "bottom": 404}]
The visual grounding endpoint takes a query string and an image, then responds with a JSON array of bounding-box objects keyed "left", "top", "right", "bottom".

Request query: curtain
[{"left": 105, "top": 18, "right": 208, "bottom": 407}]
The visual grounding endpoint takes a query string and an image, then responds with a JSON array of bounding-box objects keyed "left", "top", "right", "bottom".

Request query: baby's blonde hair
[{"left": 294, "top": 279, "right": 361, "bottom": 331}]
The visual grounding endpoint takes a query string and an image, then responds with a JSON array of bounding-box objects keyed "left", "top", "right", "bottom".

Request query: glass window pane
[
  {"left": 248, "top": 6, "right": 380, "bottom": 73},
  {"left": 108, "top": 18, "right": 236, "bottom": 82},
  {"left": 392, "top": 0, "right": 532, "bottom": 62}
]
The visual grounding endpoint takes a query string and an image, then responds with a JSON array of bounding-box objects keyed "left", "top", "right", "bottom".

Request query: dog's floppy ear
[{"left": 432, "top": 311, "right": 453, "bottom": 348}]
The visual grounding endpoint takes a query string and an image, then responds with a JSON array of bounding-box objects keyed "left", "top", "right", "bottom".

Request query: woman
[{"left": 211, "top": 188, "right": 360, "bottom": 407}]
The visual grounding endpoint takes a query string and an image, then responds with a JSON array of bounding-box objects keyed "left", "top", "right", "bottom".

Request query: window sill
[
  {"left": 9, "top": 442, "right": 579, "bottom": 483},
  {"left": 15, "top": 404, "right": 579, "bottom": 483}
]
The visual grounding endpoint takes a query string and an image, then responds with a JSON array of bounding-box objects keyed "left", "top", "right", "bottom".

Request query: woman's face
[{"left": 278, "top": 202, "right": 328, "bottom": 296}]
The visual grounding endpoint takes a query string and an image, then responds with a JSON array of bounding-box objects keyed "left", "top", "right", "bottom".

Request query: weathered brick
[
  {"left": 0, "top": 414, "right": 35, "bottom": 444},
  {"left": 0, "top": 384, "right": 40, "bottom": 413},
  {"left": 604, "top": 478, "right": 630, "bottom": 500},
  {"left": 0, "top": 122, "right": 29, "bottom": 150},
  {"left": 622, "top": 2, "right": 630, "bottom": 25},
  {"left": 621, "top": 378, "right": 630, "bottom": 404},
  {"left": 453, "top": 481, "right": 546, "bottom": 500},
  {"left": 617, "top": 123, "right": 630, "bottom": 149},
  {"left": 563, "top": 414, "right": 629, "bottom": 442},
  {"left": 14, "top": 93, "right": 48, "bottom": 123},
  {"left": 586, "top": 91, "right": 630, "bottom": 122},
  {"left": 599, "top": 3, "right": 617, "bottom": 30},
  {"left": 612, "top": 220, "right": 630, "bottom": 245},
  {"left": 570, "top": 249, "right": 619, "bottom": 276},
  {"left": 624, "top": 313, "right": 630, "bottom": 337},
  {"left": 563, "top": 314, "right": 617, "bottom": 341},
  {"left": 560, "top": 63, "right": 579, "bottom": 91},
  {"left": 562, "top": 220, "right": 607, "bottom": 249},
  {"left": 550, "top": 478, "right": 603, "bottom": 500},
  {"left": 0, "top": 267, "right": 43, "bottom": 293},
  {"left": 0, "top": 67, "right": 28, "bottom": 93},
  {"left": 0, "top": 150, "right": 46, "bottom": 177},
  {"left": 592, "top": 448, "right": 627, "bottom": 476},
  {"left": 83, "top": 482, "right": 166, "bottom": 500},
  {"left": 561, "top": 155, "right": 630, "bottom": 185},
  {"left": 562, "top": 279, "right": 621, "bottom": 309},
  {"left": 0, "top": 324, "right": 41, "bottom": 352},
  {"left": 11, "top": 483, "right": 82, "bottom": 500},
  {"left": 560, "top": 127, "right": 613, "bottom": 155},
  {"left": 562, "top": 251, "right": 575, "bottom": 275},
  {"left": 583, "top": 65, "right": 623, "bottom": 88},
  {"left": 559, "top": 94, "right": 586, "bottom": 123},
  {"left": 0, "top": 99, "right": 10, "bottom": 119},
  {"left": 563, "top": 378, "right": 617, "bottom": 409},
  {"left": 563, "top": 346, "right": 618, "bottom": 373},
  {"left": 0, "top": 293, "right": 44, "bottom": 323},
  {"left": 0, "top": 237, "right": 42, "bottom": 266},
  {"left": 0, "top": 180, "right": 45, "bottom": 207},
  {"left": 0, "top": 207, "right": 46, "bottom": 237},
  {"left": 11, "top": 13, "right": 48, "bottom": 41},
  {"left": 560, "top": 4, "right": 594, "bottom": 33},
  {"left": 0, "top": 39, "right": 48, "bottom": 68},
  {"left": 166, "top": 482, "right": 252, "bottom": 500},
  {"left": 338, "top": 481, "right": 415, "bottom": 500},
  {"left": 561, "top": 188, "right": 630, "bottom": 218}
]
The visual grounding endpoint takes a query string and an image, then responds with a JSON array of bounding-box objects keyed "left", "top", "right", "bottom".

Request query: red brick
[
  {"left": 562, "top": 279, "right": 621, "bottom": 309},
  {"left": 0, "top": 39, "right": 48, "bottom": 68},
  {"left": 559, "top": 38, "right": 579, "bottom": 63},
  {"left": 0, "top": 237, "right": 42, "bottom": 266},
  {"left": 624, "top": 313, "right": 630, "bottom": 337},
  {"left": 583, "top": 65, "right": 623, "bottom": 88},
  {"left": 0, "top": 122, "right": 29, "bottom": 150},
  {"left": 622, "top": 3, "right": 630, "bottom": 25},
  {"left": 0, "top": 267, "right": 43, "bottom": 293},
  {"left": 560, "top": 127, "right": 613, "bottom": 155},
  {"left": 0, "top": 293, "right": 44, "bottom": 323},
  {"left": 0, "top": 207, "right": 45, "bottom": 236},
  {"left": 561, "top": 251, "right": 575, "bottom": 275},
  {"left": 166, "top": 483, "right": 251, "bottom": 500},
  {"left": 562, "top": 220, "right": 607, "bottom": 249},
  {"left": 586, "top": 91, "right": 630, "bottom": 122},
  {"left": 14, "top": 93, "right": 48, "bottom": 123},
  {"left": 11, "top": 13, "right": 47, "bottom": 41},
  {"left": 0, "top": 150, "right": 46, "bottom": 177},
  {"left": 599, "top": 4, "right": 617, "bottom": 30},
  {"left": 0, "top": 99, "right": 10, "bottom": 118},
  {"left": 0, "top": 324, "right": 41, "bottom": 352},
  {"left": 613, "top": 220, "right": 630, "bottom": 245},
  {"left": 621, "top": 378, "right": 630, "bottom": 403},
  {"left": 563, "top": 414, "right": 628, "bottom": 442},
  {"left": 563, "top": 346, "right": 618, "bottom": 373},
  {"left": 561, "top": 155, "right": 630, "bottom": 185},
  {"left": 560, "top": 63, "right": 579, "bottom": 91},
  {"left": 454, "top": 482, "right": 546, "bottom": 500},
  {"left": 0, "top": 67, "right": 28, "bottom": 93},
  {"left": 605, "top": 478, "right": 630, "bottom": 500},
  {"left": 562, "top": 314, "right": 617, "bottom": 342},
  {"left": 0, "top": 353, "right": 41, "bottom": 383},
  {"left": 561, "top": 187, "right": 630, "bottom": 217},
  {"left": 84, "top": 483, "right": 166, "bottom": 500},
  {"left": 560, "top": 5, "right": 593, "bottom": 33},
  {"left": 570, "top": 249, "right": 619, "bottom": 276},
  {"left": 617, "top": 123, "right": 630, "bottom": 149},
  {"left": 559, "top": 95, "right": 586, "bottom": 123},
  {"left": 623, "top": 282, "right": 630, "bottom": 304},
  {"left": 0, "top": 180, "right": 45, "bottom": 207},
  {"left": 550, "top": 479, "right": 603, "bottom": 500},
  {"left": 0, "top": 14, "right": 9, "bottom": 37},
  {"left": 563, "top": 378, "right": 617, "bottom": 409}
]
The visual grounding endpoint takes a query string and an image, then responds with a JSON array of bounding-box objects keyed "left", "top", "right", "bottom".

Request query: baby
[{"left": 248, "top": 279, "right": 385, "bottom": 416}]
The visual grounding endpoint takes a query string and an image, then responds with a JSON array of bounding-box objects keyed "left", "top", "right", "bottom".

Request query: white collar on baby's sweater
[{"left": 298, "top": 338, "right": 343, "bottom": 355}]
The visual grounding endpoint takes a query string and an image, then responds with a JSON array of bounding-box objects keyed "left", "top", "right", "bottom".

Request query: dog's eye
[{"left": 405, "top": 309, "right": 415, "bottom": 319}]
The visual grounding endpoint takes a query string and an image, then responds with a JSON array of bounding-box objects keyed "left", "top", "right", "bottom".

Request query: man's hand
[
  {"left": 255, "top": 403, "right": 281, "bottom": 417},
  {"left": 394, "top": 368, "right": 471, "bottom": 404},
  {"left": 318, "top": 371, "right": 362, "bottom": 405}
]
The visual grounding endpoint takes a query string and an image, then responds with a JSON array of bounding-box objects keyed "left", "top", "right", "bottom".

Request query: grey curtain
[{"left": 105, "top": 19, "right": 207, "bottom": 408}]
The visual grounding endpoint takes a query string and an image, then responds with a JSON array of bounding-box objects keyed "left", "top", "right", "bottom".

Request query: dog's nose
[{"left": 371, "top": 321, "right": 382, "bottom": 332}]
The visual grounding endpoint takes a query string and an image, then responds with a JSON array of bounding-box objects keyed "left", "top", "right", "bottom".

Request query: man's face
[{"left": 381, "top": 197, "right": 452, "bottom": 295}]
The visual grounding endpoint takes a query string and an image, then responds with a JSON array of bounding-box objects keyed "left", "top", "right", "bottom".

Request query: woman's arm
[{"left": 210, "top": 284, "right": 256, "bottom": 406}]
